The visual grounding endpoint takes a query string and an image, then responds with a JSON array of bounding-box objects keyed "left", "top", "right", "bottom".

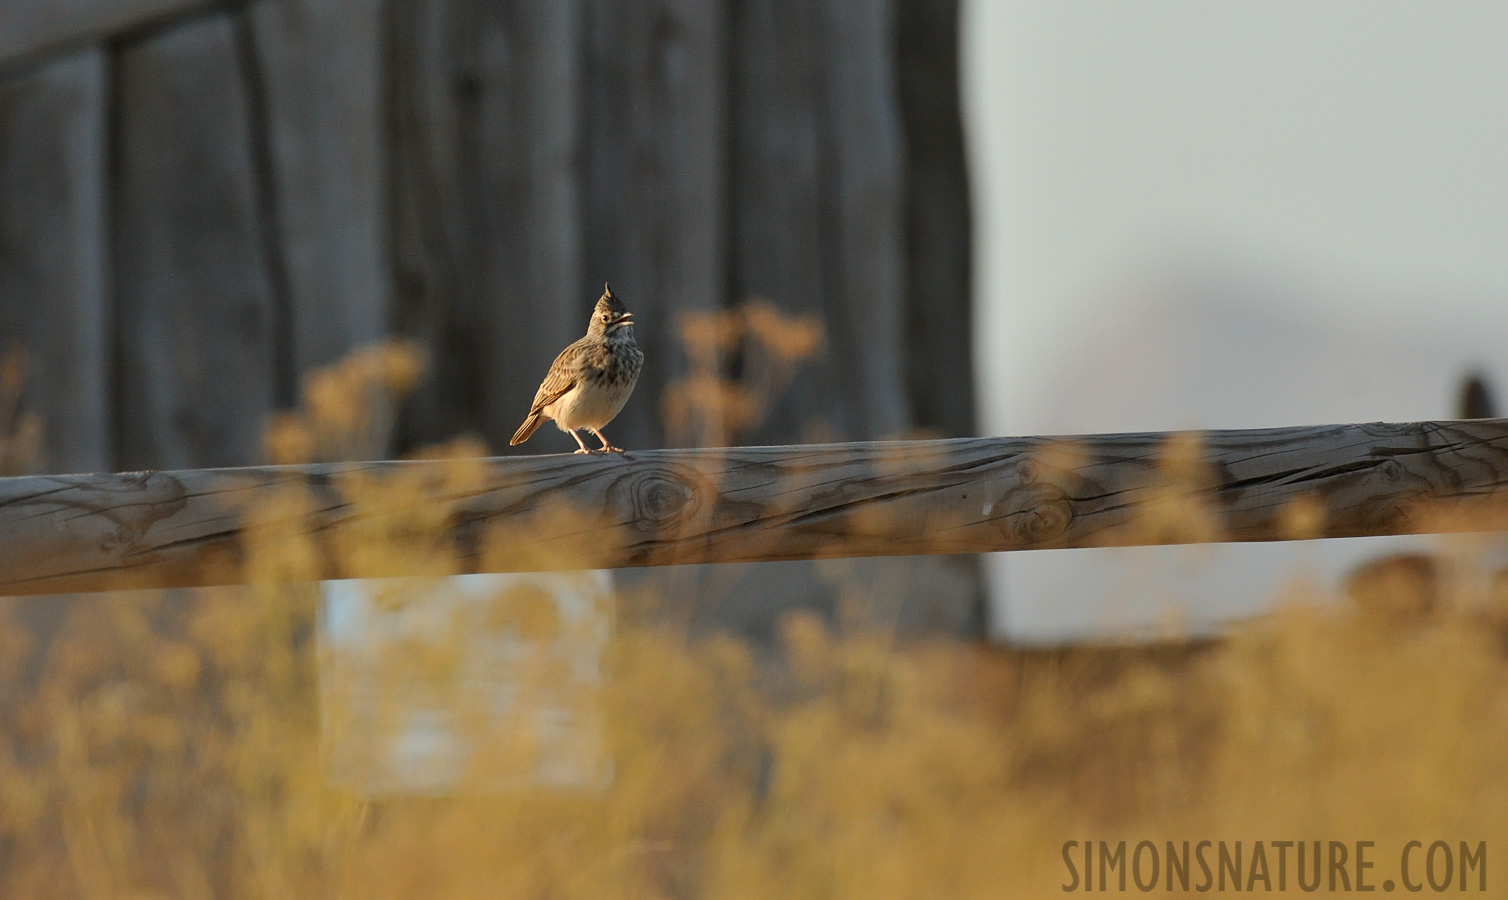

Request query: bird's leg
[
  {"left": 569, "top": 430, "right": 592, "bottom": 454},
  {"left": 589, "top": 428, "right": 623, "bottom": 453}
]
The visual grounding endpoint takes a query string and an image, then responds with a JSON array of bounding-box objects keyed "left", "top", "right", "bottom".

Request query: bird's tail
[{"left": 510, "top": 412, "right": 546, "bottom": 446}]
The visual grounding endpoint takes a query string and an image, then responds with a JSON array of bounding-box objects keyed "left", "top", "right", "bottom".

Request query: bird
[{"left": 510, "top": 283, "right": 644, "bottom": 454}]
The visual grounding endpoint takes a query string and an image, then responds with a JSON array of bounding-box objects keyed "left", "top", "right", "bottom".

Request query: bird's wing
[{"left": 527, "top": 339, "right": 588, "bottom": 414}]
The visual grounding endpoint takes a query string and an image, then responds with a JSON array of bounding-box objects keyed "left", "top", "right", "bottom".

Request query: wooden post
[{"left": 2, "top": 420, "right": 1506, "bottom": 597}]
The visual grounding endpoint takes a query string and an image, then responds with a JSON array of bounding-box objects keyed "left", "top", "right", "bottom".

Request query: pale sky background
[{"left": 961, "top": 1, "right": 1508, "bottom": 641}]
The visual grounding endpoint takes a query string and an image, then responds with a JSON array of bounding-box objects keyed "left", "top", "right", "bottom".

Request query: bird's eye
[{"left": 601, "top": 313, "right": 610, "bottom": 322}]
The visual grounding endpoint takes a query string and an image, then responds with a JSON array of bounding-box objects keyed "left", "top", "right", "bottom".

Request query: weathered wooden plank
[
  {"left": 115, "top": 14, "right": 279, "bottom": 470},
  {"left": 727, "top": 0, "right": 838, "bottom": 442},
  {"left": 248, "top": 0, "right": 388, "bottom": 376},
  {"left": 721, "top": 0, "right": 969, "bottom": 635},
  {"left": 388, "top": 0, "right": 588, "bottom": 454},
  {"left": 896, "top": 0, "right": 974, "bottom": 439},
  {"left": 0, "top": 48, "right": 109, "bottom": 475},
  {"left": 581, "top": 0, "right": 727, "bottom": 450},
  {"left": 459, "top": 0, "right": 584, "bottom": 452},
  {"left": 3, "top": 420, "right": 1507, "bottom": 597},
  {"left": 727, "top": 0, "right": 910, "bottom": 443},
  {"left": 892, "top": 0, "right": 982, "bottom": 630},
  {"left": 816, "top": 0, "right": 909, "bottom": 439},
  {"left": 0, "top": 0, "right": 207, "bottom": 69},
  {"left": 387, "top": 0, "right": 471, "bottom": 447}
]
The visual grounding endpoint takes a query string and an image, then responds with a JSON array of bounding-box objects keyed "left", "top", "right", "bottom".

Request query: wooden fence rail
[{"left": 2, "top": 419, "right": 1507, "bottom": 597}]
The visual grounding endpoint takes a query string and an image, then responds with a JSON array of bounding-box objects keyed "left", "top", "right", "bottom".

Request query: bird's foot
[
  {"left": 588, "top": 429, "right": 623, "bottom": 453},
  {"left": 573, "top": 448, "right": 592, "bottom": 455}
]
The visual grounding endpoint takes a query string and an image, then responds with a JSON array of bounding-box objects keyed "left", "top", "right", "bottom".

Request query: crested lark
[{"left": 510, "top": 283, "right": 644, "bottom": 454}]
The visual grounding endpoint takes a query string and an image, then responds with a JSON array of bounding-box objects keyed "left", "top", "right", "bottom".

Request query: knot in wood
[
  {"left": 615, "top": 469, "right": 701, "bottom": 532},
  {"left": 100, "top": 523, "right": 135, "bottom": 552},
  {"left": 67, "top": 471, "right": 189, "bottom": 554},
  {"left": 994, "top": 483, "right": 1074, "bottom": 546}
]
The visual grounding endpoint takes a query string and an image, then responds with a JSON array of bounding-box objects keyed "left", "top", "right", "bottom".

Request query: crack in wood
[{"left": 2, "top": 420, "right": 1508, "bottom": 595}]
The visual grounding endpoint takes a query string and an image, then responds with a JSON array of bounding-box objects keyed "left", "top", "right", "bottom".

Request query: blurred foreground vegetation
[
  {"left": 3, "top": 338, "right": 1508, "bottom": 897},
  {"left": 5, "top": 551, "right": 1508, "bottom": 897}
]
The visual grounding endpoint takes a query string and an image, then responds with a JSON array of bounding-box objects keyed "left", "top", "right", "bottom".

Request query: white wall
[{"left": 962, "top": 1, "right": 1508, "bottom": 642}]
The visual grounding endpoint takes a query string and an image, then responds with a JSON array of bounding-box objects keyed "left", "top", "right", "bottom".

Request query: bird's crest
[{"left": 595, "top": 283, "right": 630, "bottom": 318}]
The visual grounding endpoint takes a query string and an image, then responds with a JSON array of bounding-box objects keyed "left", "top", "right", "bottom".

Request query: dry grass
[
  {"left": 662, "top": 299, "right": 823, "bottom": 447},
  {"left": 6, "top": 573, "right": 1508, "bottom": 897},
  {"left": 2, "top": 326, "right": 1507, "bottom": 897},
  {"left": 0, "top": 344, "right": 42, "bottom": 476}
]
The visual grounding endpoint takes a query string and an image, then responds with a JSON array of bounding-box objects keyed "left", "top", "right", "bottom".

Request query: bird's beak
[{"left": 615, "top": 313, "right": 634, "bottom": 326}]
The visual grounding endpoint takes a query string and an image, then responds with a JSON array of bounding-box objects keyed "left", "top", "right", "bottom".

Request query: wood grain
[
  {"left": 0, "top": 49, "right": 109, "bottom": 474},
  {"left": 3, "top": 420, "right": 1507, "bottom": 597}
]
